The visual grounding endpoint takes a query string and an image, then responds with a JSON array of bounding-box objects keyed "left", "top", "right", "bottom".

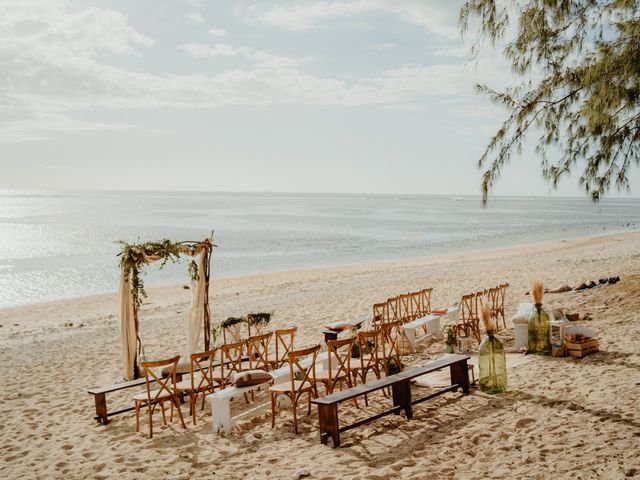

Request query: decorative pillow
[
  {"left": 325, "top": 321, "right": 353, "bottom": 332},
  {"left": 229, "top": 370, "right": 273, "bottom": 387},
  {"left": 431, "top": 308, "right": 448, "bottom": 315}
]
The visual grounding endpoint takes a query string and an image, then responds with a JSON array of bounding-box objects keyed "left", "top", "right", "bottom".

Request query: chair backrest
[
  {"left": 410, "top": 291, "right": 422, "bottom": 318},
  {"left": 487, "top": 287, "right": 499, "bottom": 318},
  {"left": 498, "top": 283, "right": 509, "bottom": 311},
  {"left": 356, "top": 330, "right": 380, "bottom": 371},
  {"left": 222, "top": 322, "right": 246, "bottom": 344},
  {"left": 219, "top": 340, "right": 246, "bottom": 387},
  {"left": 189, "top": 349, "right": 216, "bottom": 392},
  {"left": 141, "top": 355, "right": 180, "bottom": 404},
  {"left": 248, "top": 332, "right": 273, "bottom": 371},
  {"left": 420, "top": 288, "right": 433, "bottom": 315},
  {"left": 372, "top": 302, "right": 387, "bottom": 329},
  {"left": 380, "top": 320, "right": 402, "bottom": 371},
  {"left": 398, "top": 293, "right": 413, "bottom": 323},
  {"left": 459, "top": 294, "right": 475, "bottom": 323},
  {"left": 287, "top": 344, "right": 320, "bottom": 395},
  {"left": 386, "top": 296, "right": 399, "bottom": 322},
  {"left": 326, "top": 337, "right": 354, "bottom": 384},
  {"left": 274, "top": 327, "right": 296, "bottom": 366}
]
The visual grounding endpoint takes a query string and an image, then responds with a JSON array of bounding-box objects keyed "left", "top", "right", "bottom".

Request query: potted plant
[
  {"left": 246, "top": 311, "right": 273, "bottom": 335},
  {"left": 443, "top": 325, "right": 457, "bottom": 354}
]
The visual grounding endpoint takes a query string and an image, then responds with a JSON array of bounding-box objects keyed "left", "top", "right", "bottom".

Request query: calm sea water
[{"left": 0, "top": 190, "right": 638, "bottom": 308}]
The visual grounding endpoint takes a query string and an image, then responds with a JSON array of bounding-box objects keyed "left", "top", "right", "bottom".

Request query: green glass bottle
[
  {"left": 478, "top": 330, "right": 507, "bottom": 394},
  {"left": 527, "top": 303, "right": 551, "bottom": 355}
]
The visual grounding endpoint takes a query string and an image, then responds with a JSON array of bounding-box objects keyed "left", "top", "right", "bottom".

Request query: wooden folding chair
[
  {"left": 133, "top": 355, "right": 186, "bottom": 438},
  {"left": 487, "top": 287, "right": 500, "bottom": 330},
  {"left": 410, "top": 291, "right": 422, "bottom": 319},
  {"left": 269, "top": 344, "right": 320, "bottom": 434},
  {"left": 267, "top": 327, "right": 296, "bottom": 370},
  {"left": 379, "top": 320, "right": 404, "bottom": 375},
  {"left": 175, "top": 349, "right": 217, "bottom": 425},
  {"left": 315, "top": 337, "right": 355, "bottom": 395},
  {"left": 348, "top": 330, "right": 382, "bottom": 406}
]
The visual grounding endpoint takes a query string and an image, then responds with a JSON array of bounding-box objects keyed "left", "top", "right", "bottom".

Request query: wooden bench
[
  {"left": 208, "top": 351, "right": 329, "bottom": 434},
  {"left": 311, "top": 354, "right": 470, "bottom": 447},
  {"left": 88, "top": 378, "right": 153, "bottom": 425}
]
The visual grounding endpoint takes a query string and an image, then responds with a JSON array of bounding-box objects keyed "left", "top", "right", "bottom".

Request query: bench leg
[
  {"left": 450, "top": 360, "right": 470, "bottom": 394},
  {"left": 210, "top": 397, "right": 232, "bottom": 434},
  {"left": 391, "top": 379, "right": 413, "bottom": 419},
  {"left": 94, "top": 393, "right": 109, "bottom": 425},
  {"left": 317, "top": 403, "right": 340, "bottom": 447}
]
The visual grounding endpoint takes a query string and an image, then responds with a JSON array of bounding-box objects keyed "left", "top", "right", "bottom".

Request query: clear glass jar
[
  {"left": 478, "top": 331, "right": 507, "bottom": 394},
  {"left": 528, "top": 303, "right": 551, "bottom": 355}
]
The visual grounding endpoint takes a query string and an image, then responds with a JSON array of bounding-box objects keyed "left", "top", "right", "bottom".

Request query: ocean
[{"left": 0, "top": 190, "right": 638, "bottom": 308}]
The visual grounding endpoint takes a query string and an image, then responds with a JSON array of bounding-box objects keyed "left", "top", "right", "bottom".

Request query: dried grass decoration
[
  {"left": 478, "top": 298, "right": 507, "bottom": 393},
  {"left": 527, "top": 278, "right": 552, "bottom": 355}
]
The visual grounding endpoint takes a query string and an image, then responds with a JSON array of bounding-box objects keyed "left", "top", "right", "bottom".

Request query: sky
[{"left": 1, "top": 0, "right": 637, "bottom": 198}]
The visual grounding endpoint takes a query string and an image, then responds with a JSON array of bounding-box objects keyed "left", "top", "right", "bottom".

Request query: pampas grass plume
[
  {"left": 479, "top": 298, "right": 494, "bottom": 332},
  {"left": 530, "top": 278, "right": 544, "bottom": 304}
]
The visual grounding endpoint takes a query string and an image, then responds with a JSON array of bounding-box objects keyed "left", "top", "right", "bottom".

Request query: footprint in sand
[{"left": 515, "top": 418, "right": 536, "bottom": 429}]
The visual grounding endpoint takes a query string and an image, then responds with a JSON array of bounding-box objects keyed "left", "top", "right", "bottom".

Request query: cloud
[
  {"left": 370, "top": 43, "right": 396, "bottom": 51},
  {"left": 0, "top": 0, "right": 506, "bottom": 143},
  {"left": 187, "top": 12, "right": 206, "bottom": 23},
  {"left": 179, "top": 43, "right": 304, "bottom": 68},
  {"left": 251, "top": 0, "right": 462, "bottom": 39},
  {"left": 209, "top": 28, "right": 229, "bottom": 36}
]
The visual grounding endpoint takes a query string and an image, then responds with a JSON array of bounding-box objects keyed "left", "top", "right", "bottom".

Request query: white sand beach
[{"left": 1, "top": 232, "right": 640, "bottom": 479}]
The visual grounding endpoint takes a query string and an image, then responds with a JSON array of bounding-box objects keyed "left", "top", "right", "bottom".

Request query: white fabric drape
[
  {"left": 119, "top": 269, "right": 137, "bottom": 380},
  {"left": 186, "top": 251, "right": 208, "bottom": 359}
]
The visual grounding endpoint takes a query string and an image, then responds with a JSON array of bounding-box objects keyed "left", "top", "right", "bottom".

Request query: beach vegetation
[{"left": 461, "top": 0, "right": 640, "bottom": 204}]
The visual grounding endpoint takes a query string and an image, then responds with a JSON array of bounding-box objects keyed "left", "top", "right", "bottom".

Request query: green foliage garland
[{"left": 118, "top": 238, "right": 201, "bottom": 310}]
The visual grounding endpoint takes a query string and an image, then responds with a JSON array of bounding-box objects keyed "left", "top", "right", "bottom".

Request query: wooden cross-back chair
[
  {"left": 486, "top": 287, "right": 500, "bottom": 329},
  {"left": 133, "top": 355, "right": 186, "bottom": 438},
  {"left": 386, "top": 296, "right": 399, "bottom": 323},
  {"left": 348, "top": 330, "right": 382, "bottom": 406},
  {"left": 398, "top": 293, "right": 413, "bottom": 323},
  {"left": 371, "top": 302, "right": 387, "bottom": 329},
  {"left": 267, "top": 327, "right": 296, "bottom": 370},
  {"left": 248, "top": 332, "right": 273, "bottom": 371},
  {"left": 420, "top": 288, "right": 432, "bottom": 316},
  {"left": 269, "top": 344, "right": 320, "bottom": 434},
  {"left": 457, "top": 294, "right": 481, "bottom": 342},
  {"left": 315, "top": 337, "right": 355, "bottom": 396},
  {"left": 212, "top": 340, "right": 247, "bottom": 389},
  {"left": 175, "top": 349, "right": 217, "bottom": 425},
  {"left": 379, "top": 320, "right": 403, "bottom": 375},
  {"left": 409, "top": 291, "right": 422, "bottom": 319},
  {"left": 497, "top": 283, "right": 509, "bottom": 329},
  {"left": 222, "top": 323, "right": 246, "bottom": 345}
]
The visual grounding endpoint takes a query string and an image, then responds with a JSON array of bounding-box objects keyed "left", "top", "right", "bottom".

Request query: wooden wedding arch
[{"left": 118, "top": 237, "right": 213, "bottom": 380}]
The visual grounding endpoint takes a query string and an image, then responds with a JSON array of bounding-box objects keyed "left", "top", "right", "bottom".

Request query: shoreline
[{"left": 1, "top": 229, "right": 638, "bottom": 315}]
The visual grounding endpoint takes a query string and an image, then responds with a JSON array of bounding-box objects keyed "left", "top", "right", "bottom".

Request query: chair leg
[
  {"left": 191, "top": 393, "right": 197, "bottom": 426},
  {"left": 292, "top": 394, "right": 298, "bottom": 434},
  {"left": 160, "top": 401, "right": 167, "bottom": 426},
  {"left": 173, "top": 395, "right": 187, "bottom": 429},
  {"left": 135, "top": 401, "right": 140, "bottom": 433},
  {"left": 270, "top": 392, "right": 276, "bottom": 428},
  {"left": 307, "top": 391, "right": 312, "bottom": 415},
  {"left": 147, "top": 403, "right": 154, "bottom": 439}
]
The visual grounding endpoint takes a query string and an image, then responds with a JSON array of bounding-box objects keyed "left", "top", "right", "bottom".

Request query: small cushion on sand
[
  {"left": 431, "top": 308, "right": 448, "bottom": 315},
  {"left": 325, "top": 321, "right": 353, "bottom": 332},
  {"left": 229, "top": 370, "right": 273, "bottom": 387}
]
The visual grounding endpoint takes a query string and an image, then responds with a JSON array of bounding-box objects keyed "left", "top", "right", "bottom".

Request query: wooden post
[
  {"left": 450, "top": 359, "right": 470, "bottom": 394},
  {"left": 391, "top": 378, "right": 413, "bottom": 419},
  {"left": 94, "top": 393, "right": 109, "bottom": 425},
  {"left": 203, "top": 241, "right": 212, "bottom": 351}
]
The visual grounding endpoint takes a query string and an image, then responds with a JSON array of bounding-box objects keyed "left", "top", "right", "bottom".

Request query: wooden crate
[{"left": 566, "top": 337, "right": 599, "bottom": 358}]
